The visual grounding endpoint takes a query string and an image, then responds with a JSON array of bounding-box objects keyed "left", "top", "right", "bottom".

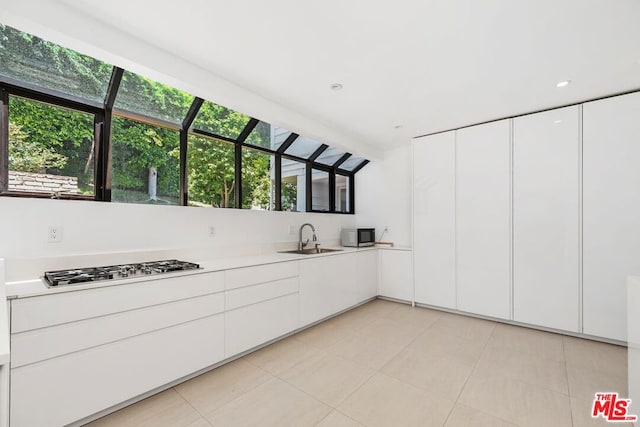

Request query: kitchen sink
[{"left": 278, "top": 248, "right": 344, "bottom": 255}]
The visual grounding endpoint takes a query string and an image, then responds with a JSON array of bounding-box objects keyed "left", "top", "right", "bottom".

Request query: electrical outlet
[
  {"left": 48, "top": 225, "right": 63, "bottom": 243},
  {"left": 384, "top": 226, "right": 389, "bottom": 232},
  {"left": 288, "top": 225, "right": 296, "bottom": 235},
  {"left": 209, "top": 226, "right": 216, "bottom": 237}
]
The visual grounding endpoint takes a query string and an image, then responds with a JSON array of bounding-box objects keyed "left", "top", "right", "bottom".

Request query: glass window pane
[
  {"left": 311, "top": 169, "right": 330, "bottom": 211},
  {"left": 0, "top": 24, "right": 112, "bottom": 103},
  {"left": 285, "top": 136, "right": 322, "bottom": 159},
  {"left": 315, "top": 146, "right": 345, "bottom": 166},
  {"left": 281, "top": 158, "right": 306, "bottom": 212},
  {"left": 8, "top": 96, "right": 95, "bottom": 196},
  {"left": 244, "top": 120, "right": 271, "bottom": 149},
  {"left": 114, "top": 70, "right": 193, "bottom": 124},
  {"left": 272, "top": 126, "right": 293, "bottom": 151},
  {"left": 111, "top": 116, "right": 180, "bottom": 205},
  {"left": 241, "top": 148, "right": 274, "bottom": 210},
  {"left": 339, "top": 156, "right": 365, "bottom": 171},
  {"left": 188, "top": 134, "right": 235, "bottom": 208},
  {"left": 335, "top": 174, "right": 350, "bottom": 213},
  {"left": 192, "top": 100, "right": 250, "bottom": 139}
]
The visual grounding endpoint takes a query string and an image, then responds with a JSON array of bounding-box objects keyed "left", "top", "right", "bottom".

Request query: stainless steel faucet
[{"left": 298, "top": 223, "right": 317, "bottom": 251}]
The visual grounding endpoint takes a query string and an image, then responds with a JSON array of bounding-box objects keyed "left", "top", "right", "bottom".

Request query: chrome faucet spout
[{"left": 299, "top": 223, "right": 317, "bottom": 251}]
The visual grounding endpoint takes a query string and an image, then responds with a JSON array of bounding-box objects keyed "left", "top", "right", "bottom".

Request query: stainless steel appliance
[
  {"left": 341, "top": 228, "right": 375, "bottom": 247},
  {"left": 43, "top": 259, "right": 200, "bottom": 287}
]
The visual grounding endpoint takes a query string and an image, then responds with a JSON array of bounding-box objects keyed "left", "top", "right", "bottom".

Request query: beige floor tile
[
  {"left": 174, "top": 358, "right": 271, "bottom": 418},
  {"left": 355, "top": 316, "right": 425, "bottom": 348},
  {"left": 408, "top": 326, "right": 488, "bottom": 366},
  {"left": 458, "top": 372, "right": 572, "bottom": 427},
  {"left": 207, "top": 377, "right": 331, "bottom": 427},
  {"left": 86, "top": 389, "right": 202, "bottom": 427},
  {"left": 570, "top": 396, "right": 636, "bottom": 427},
  {"left": 564, "top": 336, "right": 628, "bottom": 377},
  {"left": 280, "top": 352, "right": 374, "bottom": 407},
  {"left": 444, "top": 404, "right": 517, "bottom": 427},
  {"left": 488, "top": 323, "right": 566, "bottom": 362},
  {"left": 244, "top": 336, "right": 325, "bottom": 376},
  {"left": 327, "top": 331, "right": 405, "bottom": 371},
  {"left": 184, "top": 419, "right": 213, "bottom": 427},
  {"left": 315, "top": 410, "right": 364, "bottom": 427},
  {"left": 338, "top": 373, "right": 454, "bottom": 427},
  {"left": 432, "top": 312, "right": 497, "bottom": 343},
  {"left": 354, "top": 298, "right": 403, "bottom": 318},
  {"left": 475, "top": 345, "right": 569, "bottom": 394},
  {"left": 566, "top": 362, "right": 628, "bottom": 401},
  {"left": 382, "top": 304, "right": 443, "bottom": 330},
  {"left": 324, "top": 305, "right": 380, "bottom": 331},
  {"left": 381, "top": 347, "right": 474, "bottom": 401},
  {"left": 295, "top": 320, "right": 358, "bottom": 349}
]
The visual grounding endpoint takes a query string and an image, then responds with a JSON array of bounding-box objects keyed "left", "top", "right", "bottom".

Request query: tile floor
[{"left": 86, "top": 299, "right": 630, "bottom": 427}]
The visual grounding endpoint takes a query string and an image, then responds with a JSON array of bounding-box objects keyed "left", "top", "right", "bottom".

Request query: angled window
[
  {"left": 281, "top": 158, "right": 306, "bottom": 212},
  {"left": 271, "top": 126, "right": 294, "bottom": 151},
  {"left": 315, "top": 146, "right": 345, "bottom": 166},
  {"left": 6, "top": 96, "right": 96, "bottom": 196},
  {"left": 111, "top": 116, "right": 180, "bottom": 205},
  {"left": 311, "top": 169, "right": 330, "bottom": 211},
  {"left": 187, "top": 134, "right": 235, "bottom": 208},
  {"left": 244, "top": 120, "right": 271, "bottom": 149},
  {"left": 0, "top": 24, "right": 112, "bottom": 103},
  {"left": 285, "top": 136, "right": 322, "bottom": 159},
  {"left": 335, "top": 173, "right": 350, "bottom": 213},
  {"left": 338, "top": 156, "right": 365, "bottom": 172},
  {"left": 241, "top": 147, "right": 274, "bottom": 210},
  {"left": 114, "top": 70, "right": 193, "bottom": 124},
  {"left": 192, "top": 101, "right": 250, "bottom": 140}
]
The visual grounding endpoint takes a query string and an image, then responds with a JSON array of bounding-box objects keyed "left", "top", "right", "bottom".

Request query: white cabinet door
[
  {"left": 513, "top": 106, "right": 580, "bottom": 332},
  {"left": 331, "top": 253, "right": 359, "bottom": 313},
  {"left": 413, "top": 131, "right": 456, "bottom": 308},
  {"left": 299, "top": 257, "right": 335, "bottom": 326},
  {"left": 356, "top": 250, "right": 378, "bottom": 302},
  {"left": 456, "top": 120, "right": 511, "bottom": 319},
  {"left": 378, "top": 249, "right": 413, "bottom": 302},
  {"left": 583, "top": 92, "right": 640, "bottom": 341}
]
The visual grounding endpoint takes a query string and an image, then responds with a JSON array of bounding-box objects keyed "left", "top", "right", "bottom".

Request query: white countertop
[{"left": 4, "top": 246, "right": 382, "bottom": 300}]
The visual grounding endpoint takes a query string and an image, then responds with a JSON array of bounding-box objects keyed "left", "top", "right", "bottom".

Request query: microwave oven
[{"left": 341, "top": 228, "right": 376, "bottom": 247}]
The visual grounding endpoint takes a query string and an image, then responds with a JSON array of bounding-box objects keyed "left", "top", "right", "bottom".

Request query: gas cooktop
[{"left": 43, "top": 260, "right": 201, "bottom": 287}]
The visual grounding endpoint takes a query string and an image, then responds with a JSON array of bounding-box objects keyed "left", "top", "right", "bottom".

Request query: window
[
  {"left": 241, "top": 148, "right": 274, "bottom": 210},
  {"left": 187, "top": 134, "right": 235, "bottom": 208},
  {"left": 0, "top": 23, "right": 368, "bottom": 212},
  {"left": 110, "top": 116, "right": 180, "bottom": 205},
  {"left": 335, "top": 174, "right": 350, "bottom": 213},
  {"left": 7, "top": 96, "right": 95, "bottom": 196},
  {"left": 114, "top": 71, "right": 193, "bottom": 124},
  {"left": 311, "top": 169, "right": 330, "bottom": 211},
  {"left": 281, "top": 158, "right": 305, "bottom": 212}
]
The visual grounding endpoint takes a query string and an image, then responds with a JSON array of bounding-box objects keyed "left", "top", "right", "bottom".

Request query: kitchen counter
[{"left": 4, "top": 246, "right": 379, "bottom": 300}]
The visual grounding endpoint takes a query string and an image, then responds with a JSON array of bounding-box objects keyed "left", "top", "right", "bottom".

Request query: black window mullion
[
  {"left": 275, "top": 155, "right": 282, "bottom": 211},
  {"left": 349, "top": 174, "right": 355, "bottom": 214},
  {"left": 237, "top": 118, "right": 259, "bottom": 143},
  {"left": 309, "top": 144, "right": 328, "bottom": 162},
  {"left": 329, "top": 170, "right": 336, "bottom": 212},
  {"left": 179, "top": 97, "right": 204, "bottom": 206},
  {"left": 235, "top": 143, "right": 242, "bottom": 208},
  {"left": 351, "top": 159, "right": 370, "bottom": 174},
  {"left": 97, "top": 67, "right": 123, "bottom": 202},
  {"left": 276, "top": 133, "right": 299, "bottom": 154},
  {"left": 182, "top": 97, "right": 204, "bottom": 130},
  {"left": 0, "top": 88, "right": 8, "bottom": 193},
  {"left": 333, "top": 153, "right": 351, "bottom": 169},
  {"left": 305, "top": 163, "right": 312, "bottom": 212}
]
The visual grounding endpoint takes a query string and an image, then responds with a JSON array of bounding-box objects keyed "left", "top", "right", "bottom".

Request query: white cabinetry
[
  {"left": 456, "top": 120, "right": 511, "bottom": 319},
  {"left": 224, "top": 262, "right": 299, "bottom": 356},
  {"left": 10, "top": 272, "right": 226, "bottom": 427},
  {"left": 356, "top": 250, "right": 378, "bottom": 302},
  {"left": 583, "top": 92, "right": 640, "bottom": 341},
  {"left": 379, "top": 249, "right": 413, "bottom": 302},
  {"left": 413, "top": 131, "right": 456, "bottom": 308},
  {"left": 512, "top": 106, "right": 580, "bottom": 332}
]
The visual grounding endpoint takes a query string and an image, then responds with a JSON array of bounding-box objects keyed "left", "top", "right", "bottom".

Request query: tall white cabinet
[
  {"left": 512, "top": 106, "right": 581, "bottom": 332},
  {"left": 456, "top": 120, "right": 512, "bottom": 319},
  {"left": 413, "top": 131, "right": 456, "bottom": 309},
  {"left": 583, "top": 92, "right": 640, "bottom": 342}
]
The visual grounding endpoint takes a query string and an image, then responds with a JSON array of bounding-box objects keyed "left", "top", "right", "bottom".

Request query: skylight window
[
  {"left": 285, "top": 136, "right": 322, "bottom": 159},
  {"left": 339, "top": 156, "right": 365, "bottom": 171},
  {"left": 192, "top": 100, "right": 251, "bottom": 140},
  {"left": 315, "top": 146, "right": 345, "bottom": 166}
]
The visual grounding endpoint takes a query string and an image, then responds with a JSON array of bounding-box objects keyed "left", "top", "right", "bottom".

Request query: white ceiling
[{"left": 2, "top": 0, "right": 640, "bottom": 156}]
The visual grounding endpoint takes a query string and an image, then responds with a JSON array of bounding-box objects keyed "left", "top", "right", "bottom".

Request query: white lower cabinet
[
  {"left": 299, "top": 257, "right": 335, "bottom": 326},
  {"left": 356, "top": 250, "right": 378, "bottom": 302},
  {"left": 10, "top": 314, "right": 224, "bottom": 427},
  {"left": 378, "top": 249, "right": 413, "bottom": 301}
]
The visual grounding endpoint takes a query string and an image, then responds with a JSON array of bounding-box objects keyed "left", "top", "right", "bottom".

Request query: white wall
[
  {"left": 355, "top": 143, "right": 412, "bottom": 247},
  {"left": 0, "top": 197, "right": 355, "bottom": 281}
]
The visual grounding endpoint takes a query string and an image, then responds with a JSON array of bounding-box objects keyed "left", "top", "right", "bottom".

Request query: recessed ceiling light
[
  {"left": 553, "top": 119, "right": 563, "bottom": 124},
  {"left": 330, "top": 83, "right": 343, "bottom": 91},
  {"left": 394, "top": 124, "right": 403, "bottom": 129},
  {"left": 556, "top": 80, "right": 571, "bottom": 88}
]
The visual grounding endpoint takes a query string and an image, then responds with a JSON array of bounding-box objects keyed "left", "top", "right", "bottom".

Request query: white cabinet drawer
[
  {"left": 11, "top": 271, "right": 224, "bottom": 333},
  {"left": 225, "top": 262, "right": 298, "bottom": 290},
  {"left": 11, "top": 292, "right": 224, "bottom": 368},
  {"left": 10, "top": 314, "right": 225, "bottom": 427},
  {"left": 225, "top": 293, "right": 298, "bottom": 357},
  {"left": 225, "top": 277, "right": 298, "bottom": 311}
]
